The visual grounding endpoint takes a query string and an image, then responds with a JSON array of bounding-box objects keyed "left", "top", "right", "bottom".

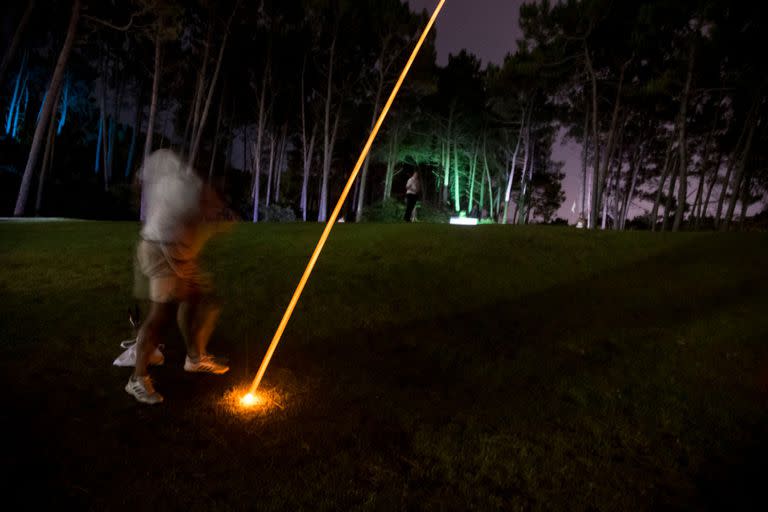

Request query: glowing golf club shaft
[{"left": 247, "top": 0, "right": 446, "bottom": 396}]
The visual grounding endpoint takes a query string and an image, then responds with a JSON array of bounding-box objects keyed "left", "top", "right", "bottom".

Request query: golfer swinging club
[{"left": 126, "top": 149, "right": 231, "bottom": 404}]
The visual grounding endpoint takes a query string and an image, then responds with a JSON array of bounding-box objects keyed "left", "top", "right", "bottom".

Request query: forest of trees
[{"left": 1, "top": 0, "right": 766, "bottom": 230}]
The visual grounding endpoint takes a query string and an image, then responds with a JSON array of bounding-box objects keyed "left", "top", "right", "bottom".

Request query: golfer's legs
[
  {"left": 404, "top": 194, "right": 416, "bottom": 222},
  {"left": 134, "top": 301, "right": 176, "bottom": 378},
  {"left": 178, "top": 294, "right": 220, "bottom": 360}
]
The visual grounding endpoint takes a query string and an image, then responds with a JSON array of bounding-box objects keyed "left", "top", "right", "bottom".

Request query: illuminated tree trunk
[
  {"left": 580, "top": 101, "right": 590, "bottom": 219},
  {"left": 265, "top": 132, "right": 275, "bottom": 208},
  {"left": 503, "top": 113, "right": 524, "bottom": 224},
  {"left": 5, "top": 52, "right": 28, "bottom": 136},
  {"left": 300, "top": 59, "right": 316, "bottom": 221},
  {"left": 0, "top": 0, "right": 35, "bottom": 88},
  {"left": 584, "top": 43, "right": 600, "bottom": 229},
  {"left": 484, "top": 150, "right": 494, "bottom": 218},
  {"left": 441, "top": 108, "right": 455, "bottom": 205},
  {"left": 468, "top": 141, "right": 478, "bottom": 213},
  {"left": 318, "top": 35, "right": 338, "bottom": 222},
  {"left": 452, "top": 140, "right": 460, "bottom": 212},
  {"left": 274, "top": 124, "right": 287, "bottom": 202},
  {"left": 14, "top": 0, "right": 79, "bottom": 216}
]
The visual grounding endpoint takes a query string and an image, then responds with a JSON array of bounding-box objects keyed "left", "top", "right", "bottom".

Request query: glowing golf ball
[{"left": 240, "top": 393, "right": 261, "bottom": 407}]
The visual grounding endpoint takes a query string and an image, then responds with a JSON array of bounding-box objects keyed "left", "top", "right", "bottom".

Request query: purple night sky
[{"left": 407, "top": 0, "right": 587, "bottom": 222}]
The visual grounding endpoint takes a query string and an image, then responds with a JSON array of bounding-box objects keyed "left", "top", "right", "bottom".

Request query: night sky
[{"left": 407, "top": 0, "right": 586, "bottom": 222}]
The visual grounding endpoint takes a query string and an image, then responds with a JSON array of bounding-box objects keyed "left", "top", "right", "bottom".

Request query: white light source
[{"left": 449, "top": 216, "right": 478, "bottom": 226}]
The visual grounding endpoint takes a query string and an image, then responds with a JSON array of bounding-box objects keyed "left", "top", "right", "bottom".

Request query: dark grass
[{"left": 1, "top": 221, "right": 767, "bottom": 510}]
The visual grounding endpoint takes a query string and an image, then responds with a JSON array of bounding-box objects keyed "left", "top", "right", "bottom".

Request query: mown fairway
[{"left": 1, "top": 221, "right": 767, "bottom": 510}]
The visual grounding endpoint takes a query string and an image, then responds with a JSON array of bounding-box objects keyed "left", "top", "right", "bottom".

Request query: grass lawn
[{"left": 1, "top": 221, "right": 767, "bottom": 510}]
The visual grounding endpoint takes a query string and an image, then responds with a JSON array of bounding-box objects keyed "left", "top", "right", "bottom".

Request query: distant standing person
[
  {"left": 404, "top": 170, "right": 421, "bottom": 222},
  {"left": 127, "top": 149, "right": 231, "bottom": 405}
]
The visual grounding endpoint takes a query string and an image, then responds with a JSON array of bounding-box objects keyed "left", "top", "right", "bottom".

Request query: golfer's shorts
[{"left": 134, "top": 240, "right": 211, "bottom": 303}]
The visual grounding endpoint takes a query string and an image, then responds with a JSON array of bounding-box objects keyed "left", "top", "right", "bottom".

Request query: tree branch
[{"left": 83, "top": 5, "right": 151, "bottom": 33}]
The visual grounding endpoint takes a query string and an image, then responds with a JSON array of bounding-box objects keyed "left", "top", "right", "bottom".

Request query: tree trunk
[
  {"left": 650, "top": 138, "right": 674, "bottom": 232},
  {"left": 468, "top": 141, "right": 479, "bottom": 213},
  {"left": 98, "top": 66, "right": 110, "bottom": 191},
  {"left": 189, "top": 11, "right": 213, "bottom": 155},
  {"left": 672, "top": 43, "right": 695, "bottom": 232},
  {"left": 301, "top": 127, "right": 316, "bottom": 221},
  {"left": 584, "top": 44, "right": 600, "bottom": 229},
  {"left": 5, "top": 51, "right": 28, "bottom": 136},
  {"left": 181, "top": 83, "right": 199, "bottom": 161},
  {"left": 208, "top": 86, "right": 225, "bottom": 181},
  {"left": 620, "top": 146, "right": 642, "bottom": 230},
  {"left": 581, "top": 101, "right": 590, "bottom": 218},
  {"left": 596, "top": 62, "right": 627, "bottom": 228},
  {"left": 140, "top": 18, "right": 162, "bottom": 220},
  {"left": 697, "top": 151, "right": 722, "bottom": 230},
  {"left": 452, "top": 139, "right": 461, "bottom": 212},
  {"left": 738, "top": 167, "right": 752, "bottom": 230},
  {"left": 300, "top": 58, "right": 313, "bottom": 220},
  {"left": 125, "top": 84, "right": 142, "bottom": 179},
  {"left": 503, "top": 111, "right": 524, "bottom": 224},
  {"left": 609, "top": 119, "right": 628, "bottom": 229},
  {"left": 442, "top": 109, "right": 454, "bottom": 204},
  {"left": 383, "top": 127, "right": 397, "bottom": 200},
  {"left": 35, "top": 85, "right": 62, "bottom": 215},
  {"left": 189, "top": 3, "right": 237, "bottom": 168},
  {"left": 517, "top": 120, "right": 532, "bottom": 224},
  {"left": 265, "top": 132, "right": 275, "bottom": 208},
  {"left": 722, "top": 114, "right": 756, "bottom": 231},
  {"left": 14, "top": 0, "right": 79, "bottom": 216},
  {"left": 0, "top": 0, "right": 36, "bottom": 88},
  {"left": 251, "top": 141, "right": 261, "bottom": 222},
  {"left": 714, "top": 107, "right": 753, "bottom": 229},
  {"left": 355, "top": 68, "right": 385, "bottom": 222},
  {"left": 251, "top": 54, "right": 270, "bottom": 222},
  {"left": 274, "top": 124, "right": 287, "bottom": 202},
  {"left": 661, "top": 156, "right": 679, "bottom": 232},
  {"left": 318, "top": 34, "right": 338, "bottom": 222},
  {"left": 486, "top": 158, "right": 495, "bottom": 219}
]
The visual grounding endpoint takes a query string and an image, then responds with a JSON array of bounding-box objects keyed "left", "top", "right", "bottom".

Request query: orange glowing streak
[{"left": 246, "top": 0, "right": 446, "bottom": 396}]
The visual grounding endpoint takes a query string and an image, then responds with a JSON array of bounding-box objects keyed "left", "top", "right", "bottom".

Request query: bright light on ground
[
  {"left": 449, "top": 216, "right": 478, "bottom": 226},
  {"left": 240, "top": 392, "right": 262, "bottom": 407},
  {"left": 220, "top": 385, "right": 284, "bottom": 418}
]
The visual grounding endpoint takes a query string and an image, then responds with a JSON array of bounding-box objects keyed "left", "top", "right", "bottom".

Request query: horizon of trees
[{"left": 1, "top": 0, "right": 765, "bottom": 230}]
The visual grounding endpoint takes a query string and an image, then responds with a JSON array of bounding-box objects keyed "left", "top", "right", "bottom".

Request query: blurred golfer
[{"left": 127, "top": 149, "right": 231, "bottom": 404}]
